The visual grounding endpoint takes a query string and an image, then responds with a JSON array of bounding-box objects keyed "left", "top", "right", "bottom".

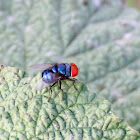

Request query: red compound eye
[{"left": 70, "top": 63, "right": 79, "bottom": 77}]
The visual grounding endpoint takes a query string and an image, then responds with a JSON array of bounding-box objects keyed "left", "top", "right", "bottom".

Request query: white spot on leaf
[
  {"left": 109, "top": 111, "right": 112, "bottom": 114},
  {"left": 123, "top": 33, "right": 132, "bottom": 39},
  {"left": 118, "top": 98, "right": 125, "bottom": 104},
  {"left": 7, "top": 16, "right": 14, "bottom": 24},
  {"left": 71, "top": 19, "right": 78, "bottom": 25},
  {"left": 93, "top": 0, "right": 102, "bottom": 7},
  {"left": 45, "top": 51, "right": 54, "bottom": 57},
  {"left": 24, "top": 25, "right": 33, "bottom": 33}
]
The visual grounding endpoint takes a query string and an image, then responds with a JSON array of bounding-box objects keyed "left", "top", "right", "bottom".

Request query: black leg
[
  {"left": 59, "top": 80, "right": 64, "bottom": 100},
  {"left": 48, "top": 82, "right": 57, "bottom": 102},
  {"left": 67, "top": 78, "right": 77, "bottom": 89},
  {"left": 67, "top": 77, "right": 77, "bottom": 82},
  {"left": 59, "top": 80, "right": 61, "bottom": 89}
]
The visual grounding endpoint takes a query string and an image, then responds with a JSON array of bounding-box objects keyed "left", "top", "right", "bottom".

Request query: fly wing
[
  {"left": 34, "top": 72, "right": 63, "bottom": 90},
  {"left": 30, "top": 63, "right": 57, "bottom": 71},
  {"left": 34, "top": 78, "right": 51, "bottom": 90}
]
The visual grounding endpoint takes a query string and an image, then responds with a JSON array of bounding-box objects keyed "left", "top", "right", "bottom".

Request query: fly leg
[
  {"left": 48, "top": 82, "right": 56, "bottom": 102},
  {"left": 67, "top": 77, "right": 77, "bottom": 89},
  {"left": 67, "top": 78, "right": 77, "bottom": 81},
  {"left": 58, "top": 80, "right": 64, "bottom": 100},
  {"left": 59, "top": 80, "right": 61, "bottom": 89}
]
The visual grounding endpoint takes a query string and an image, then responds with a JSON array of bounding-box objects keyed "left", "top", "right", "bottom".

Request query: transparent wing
[
  {"left": 30, "top": 63, "right": 57, "bottom": 71},
  {"left": 34, "top": 73, "right": 62, "bottom": 90},
  {"left": 34, "top": 78, "right": 52, "bottom": 90}
]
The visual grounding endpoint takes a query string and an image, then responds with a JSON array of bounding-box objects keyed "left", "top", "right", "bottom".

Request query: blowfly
[{"left": 30, "top": 63, "right": 79, "bottom": 90}]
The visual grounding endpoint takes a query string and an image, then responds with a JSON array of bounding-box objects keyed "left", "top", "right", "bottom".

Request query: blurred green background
[
  {"left": 126, "top": 0, "right": 140, "bottom": 10},
  {"left": 0, "top": 0, "right": 140, "bottom": 132}
]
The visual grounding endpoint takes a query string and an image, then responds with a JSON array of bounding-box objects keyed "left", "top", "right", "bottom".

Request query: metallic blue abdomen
[
  {"left": 57, "top": 64, "right": 66, "bottom": 75},
  {"left": 52, "top": 66, "right": 58, "bottom": 73},
  {"left": 42, "top": 64, "right": 71, "bottom": 83},
  {"left": 42, "top": 70, "right": 53, "bottom": 83}
]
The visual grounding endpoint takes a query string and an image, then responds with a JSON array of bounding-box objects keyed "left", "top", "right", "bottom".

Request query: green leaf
[
  {"left": 0, "top": 0, "right": 140, "bottom": 131},
  {"left": 112, "top": 90, "right": 140, "bottom": 132},
  {"left": 0, "top": 66, "right": 139, "bottom": 139}
]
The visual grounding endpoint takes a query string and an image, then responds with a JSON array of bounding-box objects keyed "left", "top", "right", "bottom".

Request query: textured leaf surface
[
  {"left": 113, "top": 90, "right": 140, "bottom": 132},
  {"left": 0, "top": 66, "right": 140, "bottom": 139},
  {"left": 0, "top": 0, "right": 140, "bottom": 131}
]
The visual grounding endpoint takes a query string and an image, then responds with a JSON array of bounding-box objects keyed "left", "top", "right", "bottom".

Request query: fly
[{"left": 30, "top": 63, "right": 79, "bottom": 91}]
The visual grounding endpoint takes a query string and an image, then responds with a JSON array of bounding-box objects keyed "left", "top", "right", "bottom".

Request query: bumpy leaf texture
[
  {"left": 0, "top": 66, "right": 140, "bottom": 139},
  {"left": 0, "top": 0, "right": 140, "bottom": 131}
]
